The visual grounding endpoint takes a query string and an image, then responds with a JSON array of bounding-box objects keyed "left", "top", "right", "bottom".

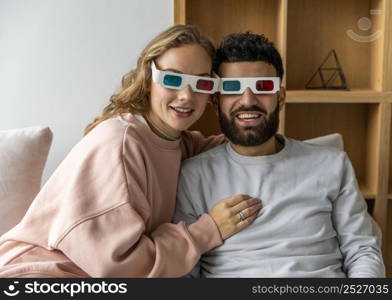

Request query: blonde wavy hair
[{"left": 84, "top": 25, "right": 215, "bottom": 135}]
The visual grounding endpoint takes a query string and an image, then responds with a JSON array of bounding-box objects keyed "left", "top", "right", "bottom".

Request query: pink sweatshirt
[{"left": 0, "top": 113, "right": 224, "bottom": 277}]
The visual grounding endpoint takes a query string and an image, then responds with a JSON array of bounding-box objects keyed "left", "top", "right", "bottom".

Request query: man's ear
[{"left": 277, "top": 86, "right": 286, "bottom": 110}]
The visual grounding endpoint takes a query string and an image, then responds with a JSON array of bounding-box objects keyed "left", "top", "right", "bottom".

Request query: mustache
[{"left": 230, "top": 105, "right": 267, "bottom": 117}]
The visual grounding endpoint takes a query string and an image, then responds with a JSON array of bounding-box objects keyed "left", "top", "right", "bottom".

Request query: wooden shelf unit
[
  {"left": 285, "top": 102, "right": 380, "bottom": 195},
  {"left": 390, "top": 107, "right": 392, "bottom": 196},
  {"left": 175, "top": 0, "right": 392, "bottom": 276},
  {"left": 286, "top": 90, "right": 388, "bottom": 103},
  {"left": 388, "top": 202, "right": 392, "bottom": 277}
]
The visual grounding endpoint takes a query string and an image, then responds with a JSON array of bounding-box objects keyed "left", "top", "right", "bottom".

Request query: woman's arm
[
  {"left": 181, "top": 130, "right": 226, "bottom": 159},
  {"left": 56, "top": 200, "right": 222, "bottom": 277}
]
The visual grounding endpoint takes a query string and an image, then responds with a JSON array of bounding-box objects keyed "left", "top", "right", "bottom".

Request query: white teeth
[
  {"left": 237, "top": 113, "right": 260, "bottom": 119},
  {"left": 172, "top": 107, "right": 192, "bottom": 113}
]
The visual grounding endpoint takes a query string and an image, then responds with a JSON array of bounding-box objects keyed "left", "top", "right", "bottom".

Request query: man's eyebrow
[{"left": 163, "top": 68, "right": 211, "bottom": 77}]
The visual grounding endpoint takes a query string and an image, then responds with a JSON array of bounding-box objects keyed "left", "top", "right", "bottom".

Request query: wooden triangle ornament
[{"left": 305, "top": 50, "right": 349, "bottom": 90}]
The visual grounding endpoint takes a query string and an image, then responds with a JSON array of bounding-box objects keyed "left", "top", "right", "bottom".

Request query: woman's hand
[{"left": 208, "top": 194, "right": 262, "bottom": 240}]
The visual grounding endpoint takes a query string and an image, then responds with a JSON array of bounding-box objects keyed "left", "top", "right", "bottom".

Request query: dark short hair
[{"left": 213, "top": 32, "right": 284, "bottom": 79}]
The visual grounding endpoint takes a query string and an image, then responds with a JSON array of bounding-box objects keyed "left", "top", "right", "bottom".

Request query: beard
[{"left": 218, "top": 104, "right": 280, "bottom": 146}]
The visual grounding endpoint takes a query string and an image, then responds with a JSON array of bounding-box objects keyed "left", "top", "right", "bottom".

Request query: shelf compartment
[
  {"left": 286, "top": 0, "right": 386, "bottom": 91},
  {"left": 284, "top": 103, "right": 381, "bottom": 195},
  {"left": 178, "top": 0, "right": 286, "bottom": 52}
]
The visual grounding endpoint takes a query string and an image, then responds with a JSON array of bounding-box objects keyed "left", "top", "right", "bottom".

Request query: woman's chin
[
  {"left": 171, "top": 125, "right": 189, "bottom": 133},
  {"left": 168, "top": 109, "right": 203, "bottom": 130},
  {"left": 169, "top": 119, "right": 196, "bottom": 132}
]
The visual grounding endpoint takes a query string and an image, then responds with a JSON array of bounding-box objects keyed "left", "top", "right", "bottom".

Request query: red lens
[
  {"left": 196, "top": 79, "right": 214, "bottom": 91},
  {"left": 256, "top": 80, "right": 274, "bottom": 91}
]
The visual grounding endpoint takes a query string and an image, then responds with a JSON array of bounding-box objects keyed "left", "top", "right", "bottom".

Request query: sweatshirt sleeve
[
  {"left": 53, "top": 128, "right": 222, "bottom": 278},
  {"left": 181, "top": 131, "right": 226, "bottom": 159},
  {"left": 173, "top": 161, "right": 213, "bottom": 278},
  {"left": 332, "top": 153, "right": 385, "bottom": 278},
  {"left": 56, "top": 203, "right": 220, "bottom": 277},
  {"left": 173, "top": 168, "right": 204, "bottom": 278}
]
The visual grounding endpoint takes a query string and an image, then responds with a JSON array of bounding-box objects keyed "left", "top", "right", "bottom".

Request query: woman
[{"left": 0, "top": 25, "right": 261, "bottom": 277}]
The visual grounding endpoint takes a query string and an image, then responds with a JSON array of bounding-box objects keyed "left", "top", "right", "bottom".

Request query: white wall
[{"left": 0, "top": 0, "right": 173, "bottom": 182}]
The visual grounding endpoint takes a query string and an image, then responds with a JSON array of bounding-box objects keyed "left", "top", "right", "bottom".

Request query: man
[{"left": 174, "top": 32, "right": 385, "bottom": 277}]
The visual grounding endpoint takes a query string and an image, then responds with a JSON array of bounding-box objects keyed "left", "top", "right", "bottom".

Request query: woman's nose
[{"left": 177, "top": 85, "right": 193, "bottom": 101}]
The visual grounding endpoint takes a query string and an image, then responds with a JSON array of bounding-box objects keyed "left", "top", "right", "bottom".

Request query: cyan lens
[
  {"left": 223, "top": 80, "right": 241, "bottom": 91},
  {"left": 163, "top": 74, "right": 182, "bottom": 87}
]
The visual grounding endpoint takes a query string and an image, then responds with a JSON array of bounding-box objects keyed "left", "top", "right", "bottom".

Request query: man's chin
[{"left": 236, "top": 125, "right": 265, "bottom": 135}]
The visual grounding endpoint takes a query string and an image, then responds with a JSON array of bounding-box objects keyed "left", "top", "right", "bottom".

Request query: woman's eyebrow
[{"left": 163, "top": 68, "right": 211, "bottom": 77}]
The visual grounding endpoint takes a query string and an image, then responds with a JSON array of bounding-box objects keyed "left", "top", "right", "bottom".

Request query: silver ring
[{"left": 238, "top": 211, "right": 246, "bottom": 222}]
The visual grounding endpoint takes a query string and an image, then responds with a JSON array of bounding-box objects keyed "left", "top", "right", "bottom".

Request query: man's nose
[
  {"left": 239, "top": 87, "right": 258, "bottom": 105},
  {"left": 177, "top": 85, "right": 193, "bottom": 101}
]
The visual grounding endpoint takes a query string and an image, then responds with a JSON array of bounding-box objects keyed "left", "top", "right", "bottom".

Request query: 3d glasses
[
  {"left": 151, "top": 61, "right": 219, "bottom": 94},
  {"left": 219, "top": 77, "right": 280, "bottom": 94}
]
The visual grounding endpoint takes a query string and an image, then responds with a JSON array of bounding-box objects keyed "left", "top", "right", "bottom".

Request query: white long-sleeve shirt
[{"left": 174, "top": 135, "right": 385, "bottom": 278}]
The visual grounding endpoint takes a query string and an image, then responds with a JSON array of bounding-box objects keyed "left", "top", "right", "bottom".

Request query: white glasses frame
[
  {"left": 219, "top": 77, "right": 281, "bottom": 94},
  {"left": 151, "top": 61, "right": 219, "bottom": 94}
]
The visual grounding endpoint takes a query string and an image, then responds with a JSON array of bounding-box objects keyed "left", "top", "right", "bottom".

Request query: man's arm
[{"left": 332, "top": 153, "right": 385, "bottom": 277}]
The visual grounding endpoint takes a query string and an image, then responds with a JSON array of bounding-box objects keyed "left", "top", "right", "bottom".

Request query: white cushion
[
  {"left": 303, "top": 133, "right": 344, "bottom": 150},
  {"left": 0, "top": 126, "right": 53, "bottom": 235}
]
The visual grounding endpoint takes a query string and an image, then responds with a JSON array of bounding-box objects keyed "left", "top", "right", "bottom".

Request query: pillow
[
  {"left": 0, "top": 126, "right": 53, "bottom": 235},
  {"left": 303, "top": 133, "right": 344, "bottom": 150}
]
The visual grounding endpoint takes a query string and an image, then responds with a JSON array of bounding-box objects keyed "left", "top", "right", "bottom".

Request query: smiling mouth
[
  {"left": 169, "top": 106, "right": 194, "bottom": 113},
  {"left": 235, "top": 112, "right": 262, "bottom": 120},
  {"left": 169, "top": 105, "right": 195, "bottom": 118},
  {"left": 235, "top": 111, "right": 264, "bottom": 122}
]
